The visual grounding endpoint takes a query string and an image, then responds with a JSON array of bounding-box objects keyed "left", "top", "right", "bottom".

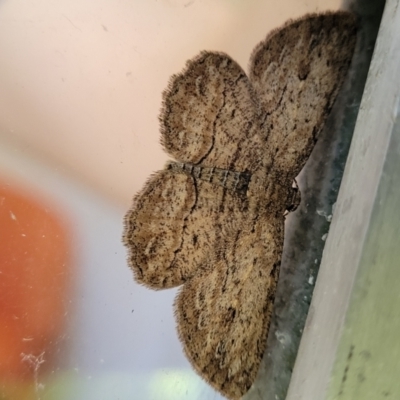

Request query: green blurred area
[{"left": 327, "top": 116, "right": 400, "bottom": 399}]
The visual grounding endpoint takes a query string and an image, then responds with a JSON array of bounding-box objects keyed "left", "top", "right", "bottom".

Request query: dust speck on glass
[{"left": 123, "top": 11, "right": 357, "bottom": 400}]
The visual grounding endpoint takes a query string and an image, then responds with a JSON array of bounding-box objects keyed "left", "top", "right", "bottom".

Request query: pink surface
[{"left": 0, "top": 0, "right": 341, "bottom": 206}]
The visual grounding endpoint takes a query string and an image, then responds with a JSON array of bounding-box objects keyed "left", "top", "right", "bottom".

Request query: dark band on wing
[{"left": 168, "top": 161, "right": 251, "bottom": 193}]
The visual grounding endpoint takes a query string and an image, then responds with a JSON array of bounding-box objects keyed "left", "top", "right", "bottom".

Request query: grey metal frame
[{"left": 286, "top": 1, "right": 400, "bottom": 399}]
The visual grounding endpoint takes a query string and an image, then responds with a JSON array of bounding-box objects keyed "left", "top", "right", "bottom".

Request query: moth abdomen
[{"left": 167, "top": 161, "right": 251, "bottom": 194}]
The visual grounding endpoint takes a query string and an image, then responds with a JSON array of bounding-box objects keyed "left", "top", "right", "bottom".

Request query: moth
[{"left": 123, "top": 11, "right": 357, "bottom": 400}]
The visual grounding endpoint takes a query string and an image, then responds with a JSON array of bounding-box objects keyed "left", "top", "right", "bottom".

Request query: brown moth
[{"left": 123, "top": 11, "right": 357, "bottom": 400}]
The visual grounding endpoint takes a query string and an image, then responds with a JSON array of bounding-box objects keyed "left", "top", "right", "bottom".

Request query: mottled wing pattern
[
  {"left": 124, "top": 168, "right": 248, "bottom": 289},
  {"left": 249, "top": 11, "right": 358, "bottom": 177},
  {"left": 160, "top": 52, "right": 264, "bottom": 172},
  {"left": 175, "top": 216, "right": 284, "bottom": 400},
  {"left": 124, "top": 10, "right": 358, "bottom": 400},
  {"left": 171, "top": 11, "right": 357, "bottom": 400},
  {"left": 124, "top": 53, "right": 263, "bottom": 289},
  {"left": 124, "top": 170, "right": 195, "bottom": 288}
]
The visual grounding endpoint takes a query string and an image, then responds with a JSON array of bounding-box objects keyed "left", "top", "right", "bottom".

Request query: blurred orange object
[{"left": 0, "top": 180, "right": 72, "bottom": 391}]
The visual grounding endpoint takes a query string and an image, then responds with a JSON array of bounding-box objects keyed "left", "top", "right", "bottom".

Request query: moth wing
[
  {"left": 249, "top": 11, "right": 357, "bottom": 176},
  {"left": 175, "top": 217, "right": 284, "bottom": 399},
  {"left": 160, "top": 52, "right": 262, "bottom": 172},
  {"left": 123, "top": 168, "right": 240, "bottom": 289},
  {"left": 123, "top": 169, "right": 197, "bottom": 288}
]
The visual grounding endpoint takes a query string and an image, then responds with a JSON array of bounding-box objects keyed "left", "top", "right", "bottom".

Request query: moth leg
[{"left": 284, "top": 179, "right": 301, "bottom": 216}]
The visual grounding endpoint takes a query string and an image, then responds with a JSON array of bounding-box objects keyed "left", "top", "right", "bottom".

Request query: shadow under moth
[{"left": 123, "top": 11, "right": 357, "bottom": 400}]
